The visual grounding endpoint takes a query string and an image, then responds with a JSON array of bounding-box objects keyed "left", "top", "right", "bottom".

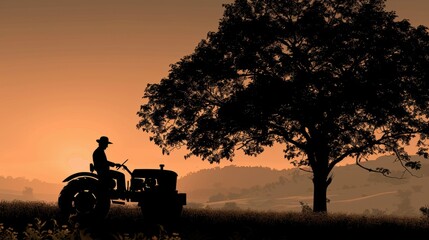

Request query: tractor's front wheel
[{"left": 58, "top": 178, "right": 110, "bottom": 220}]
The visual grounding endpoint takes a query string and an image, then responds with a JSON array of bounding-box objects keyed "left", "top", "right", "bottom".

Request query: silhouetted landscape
[
  {"left": 3, "top": 0, "right": 429, "bottom": 238},
  {"left": 1, "top": 201, "right": 428, "bottom": 239},
  {"left": 2, "top": 155, "right": 428, "bottom": 217}
]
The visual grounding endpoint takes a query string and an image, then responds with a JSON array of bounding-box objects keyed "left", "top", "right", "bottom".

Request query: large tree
[{"left": 137, "top": 0, "right": 429, "bottom": 213}]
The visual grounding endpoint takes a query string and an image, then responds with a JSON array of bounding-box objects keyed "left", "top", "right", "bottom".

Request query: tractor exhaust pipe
[{"left": 160, "top": 164, "right": 165, "bottom": 170}]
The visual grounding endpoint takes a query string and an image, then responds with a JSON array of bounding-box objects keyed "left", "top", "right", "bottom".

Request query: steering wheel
[{"left": 116, "top": 159, "right": 128, "bottom": 170}]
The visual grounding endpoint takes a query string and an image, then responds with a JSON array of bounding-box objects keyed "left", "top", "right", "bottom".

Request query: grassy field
[{"left": 0, "top": 200, "right": 428, "bottom": 239}]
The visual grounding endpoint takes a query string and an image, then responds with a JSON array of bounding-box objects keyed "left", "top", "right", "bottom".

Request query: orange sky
[{"left": 1, "top": 0, "right": 428, "bottom": 184}]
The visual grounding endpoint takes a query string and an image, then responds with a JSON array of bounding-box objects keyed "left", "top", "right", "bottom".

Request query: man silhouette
[{"left": 92, "top": 136, "right": 126, "bottom": 195}]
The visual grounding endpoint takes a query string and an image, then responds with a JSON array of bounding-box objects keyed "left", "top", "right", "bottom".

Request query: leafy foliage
[
  {"left": 0, "top": 223, "right": 18, "bottom": 240},
  {"left": 0, "top": 201, "right": 181, "bottom": 240}
]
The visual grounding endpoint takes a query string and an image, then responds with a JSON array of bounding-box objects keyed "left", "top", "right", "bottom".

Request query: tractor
[{"left": 58, "top": 160, "right": 186, "bottom": 223}]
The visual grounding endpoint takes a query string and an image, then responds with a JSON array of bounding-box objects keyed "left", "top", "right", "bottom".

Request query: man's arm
[{"left": 108, "top": 160, "right": 121, "bottom": 168}]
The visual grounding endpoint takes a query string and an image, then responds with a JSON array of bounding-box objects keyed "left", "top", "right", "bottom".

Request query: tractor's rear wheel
[{"left": 58, "top": 178, "right": 110, "bottom": 220}]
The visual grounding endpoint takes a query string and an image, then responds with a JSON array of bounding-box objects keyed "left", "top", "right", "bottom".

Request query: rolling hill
[{"left": 178, "top": 155, "right": 429, "bottom": 216}]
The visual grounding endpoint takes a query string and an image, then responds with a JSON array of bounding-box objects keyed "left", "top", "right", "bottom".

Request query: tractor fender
[{"left": 62, "top": 172, "right": 99, "bottom": 183}]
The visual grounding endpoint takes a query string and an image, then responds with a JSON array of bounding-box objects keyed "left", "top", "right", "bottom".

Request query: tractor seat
[{"left": 90, "top": 164, "right": 116, "bottom": 190}]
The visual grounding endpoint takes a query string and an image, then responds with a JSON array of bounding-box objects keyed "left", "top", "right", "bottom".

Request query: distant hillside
[
  {"left": 178, "top": 165, "right": 289, "bottom": 191},
  {"left": 0, "top": 176, "right": 62, "bottom": 202},
  {"left": 178, "top": 155, "right": 429, "bottom": 217}
]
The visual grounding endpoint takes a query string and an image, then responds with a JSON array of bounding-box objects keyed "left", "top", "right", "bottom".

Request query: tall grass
[
  {"left": 179, "top": 208, "right": 429, "bottom": 239},
  {"left": 0, "top": 200, "right": 428, "bottom": 239}
]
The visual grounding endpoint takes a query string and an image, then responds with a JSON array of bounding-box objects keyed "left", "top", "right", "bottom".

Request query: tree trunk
[{"left": 312, "top": 173, "right": 329, "bottom": 213}]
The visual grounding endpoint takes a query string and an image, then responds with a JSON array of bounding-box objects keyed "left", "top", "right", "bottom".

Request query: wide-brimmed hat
[{"left": 96, "top": 136, "right": 112, "bottom": 144}]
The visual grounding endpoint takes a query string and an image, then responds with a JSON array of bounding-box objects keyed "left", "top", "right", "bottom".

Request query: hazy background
[
  {"left": 1, "top": 0, "right": 429, "bottom": 184},
  {"left": 2, "top": 155, "right": 428, "bottom": 217}
]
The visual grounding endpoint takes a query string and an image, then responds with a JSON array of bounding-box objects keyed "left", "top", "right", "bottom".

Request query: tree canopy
[{"left": 137, "top": 0, "right": 429, "bottom": 213}]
